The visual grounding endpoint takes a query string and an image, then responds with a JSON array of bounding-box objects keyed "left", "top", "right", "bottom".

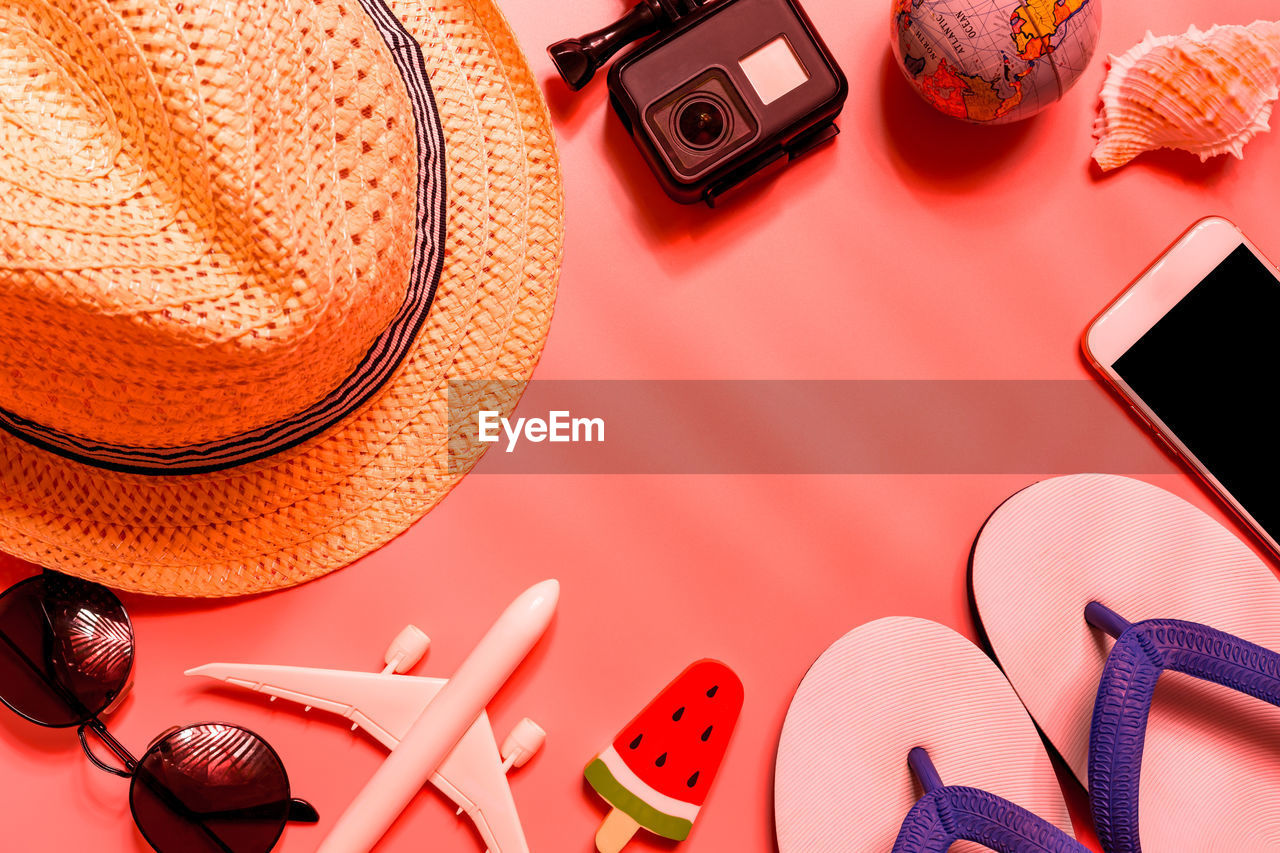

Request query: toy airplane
[{"left": 187, "top": 580, "right": 559, "bottom": 853}]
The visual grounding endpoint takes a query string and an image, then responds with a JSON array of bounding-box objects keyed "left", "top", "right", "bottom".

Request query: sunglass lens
[
  {"left": 0, "top": 574, "right": 133, "bottom": 726},
  {"left": 130, "top": 724, "right": 292, "bottom": 853}
]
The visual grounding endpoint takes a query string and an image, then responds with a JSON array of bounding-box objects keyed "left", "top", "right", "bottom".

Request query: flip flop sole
[
  {"left": 774, "top": 617, "right": 1072, "bottom": 852},
  {"left": 971, "top": 474, "right": 1280, "bottom": 851}
]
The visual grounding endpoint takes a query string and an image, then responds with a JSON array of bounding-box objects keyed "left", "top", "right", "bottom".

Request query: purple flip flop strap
[
  {"left": 1085, "top": 603, "right": 1280, "bottom": 853},
  {"left": 892, "top": 748, "right": 1089, "bottom": 853}
]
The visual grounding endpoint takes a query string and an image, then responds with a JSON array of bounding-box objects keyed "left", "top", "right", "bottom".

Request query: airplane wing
[
  {"left": 186, "top": 663, "right": 445, "bottom": 750},
  {"left": 187, "top": 664, "right": 530, "bottom": 853},
  {"left": 432, "top": 709, "right": 529, "bottom": 853}
]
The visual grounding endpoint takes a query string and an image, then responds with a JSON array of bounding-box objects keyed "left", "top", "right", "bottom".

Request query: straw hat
[{"left": 0, "top": 0, "right": 561, "bottom": 595}]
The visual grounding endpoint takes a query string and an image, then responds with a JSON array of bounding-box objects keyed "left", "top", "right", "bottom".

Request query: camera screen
[{"left": 739, "top": 36, "right": 809, "bottom": 105}]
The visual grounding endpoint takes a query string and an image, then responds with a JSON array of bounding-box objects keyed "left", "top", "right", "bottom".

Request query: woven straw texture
[{"left": 0, "top": 0, "right": 562, "bottom": 595}]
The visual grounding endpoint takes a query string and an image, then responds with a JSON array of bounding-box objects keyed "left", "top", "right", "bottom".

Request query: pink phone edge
[{"left": 1080, "top": 216, "right": 1280, "bottom": 562}]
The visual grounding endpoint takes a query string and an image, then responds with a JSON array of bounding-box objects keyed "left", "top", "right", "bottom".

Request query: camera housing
[{"left": 550, "top": 0, "right": 847, "bottom": 206}]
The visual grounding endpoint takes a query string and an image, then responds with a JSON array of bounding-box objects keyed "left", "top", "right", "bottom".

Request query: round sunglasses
[{"left": 0, "top": 573, "right": 318, "bottom": 853}]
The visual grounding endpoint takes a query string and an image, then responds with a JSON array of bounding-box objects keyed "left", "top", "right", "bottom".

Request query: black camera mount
[{"left": 548, "top": 0, "right": 712, "bottom": 90}]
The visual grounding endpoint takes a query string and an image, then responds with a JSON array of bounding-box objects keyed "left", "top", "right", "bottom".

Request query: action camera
[{"left": 549, "top": 0, "right": 847, "bottom": 206}]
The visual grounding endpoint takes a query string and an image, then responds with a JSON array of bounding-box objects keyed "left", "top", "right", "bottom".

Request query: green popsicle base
[{"left": 584, "top": 758, "right": 694, "bottom": 841}]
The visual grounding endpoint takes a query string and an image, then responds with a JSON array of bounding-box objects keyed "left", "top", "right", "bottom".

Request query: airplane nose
[
  {"left": 532, "top": 579, "right": 560, "bottom": 608},
  {"left": 505, "top": 579, "right": 559, "bottom": 638},
  {"left": 515, "top": 579, "right": 559, "bottom": 612}
]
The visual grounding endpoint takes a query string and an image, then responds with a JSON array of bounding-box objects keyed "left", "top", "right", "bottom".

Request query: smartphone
[{"left": 1085, "top": 216, "right": 1280, "bottom": 557}]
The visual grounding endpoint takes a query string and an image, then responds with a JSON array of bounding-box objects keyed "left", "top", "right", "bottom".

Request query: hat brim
[{"left": 0, "top": 0, "right": 561, "bottom": 596}]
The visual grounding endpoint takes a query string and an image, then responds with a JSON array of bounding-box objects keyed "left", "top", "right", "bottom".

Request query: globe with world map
[{"left": 891, "top": 0, "right": 1101, "bottom": 124}]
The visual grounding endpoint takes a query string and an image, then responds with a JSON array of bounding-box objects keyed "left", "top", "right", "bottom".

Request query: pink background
[{"left": 4, "top": 0, "right": 1280, "bottom": 850}]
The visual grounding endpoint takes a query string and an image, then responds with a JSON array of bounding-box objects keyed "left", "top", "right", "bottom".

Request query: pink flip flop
[
  {"left": 774, "top": 617, "right": 1080, "bottom": 852},
  {"left": 971, "top": 474, "right": 1280, "bottom": 852}
]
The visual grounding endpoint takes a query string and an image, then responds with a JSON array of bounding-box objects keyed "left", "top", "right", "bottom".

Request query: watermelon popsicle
[{"left": 584, "top": 660, "right": 744, "bottom": 852}]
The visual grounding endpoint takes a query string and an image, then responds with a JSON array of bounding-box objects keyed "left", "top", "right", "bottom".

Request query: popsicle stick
[{"left": 595, "top": 808, "right": 640, "bottom": 853}]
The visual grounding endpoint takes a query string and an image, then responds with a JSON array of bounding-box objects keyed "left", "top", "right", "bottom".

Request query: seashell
[{"left": 1092, "top": 21, "right": 1280, "bottom": 171}]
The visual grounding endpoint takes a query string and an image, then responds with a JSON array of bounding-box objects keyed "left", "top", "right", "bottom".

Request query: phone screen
[{"left": 1113, "top": 243, "right": 1280, "bottom": 539}]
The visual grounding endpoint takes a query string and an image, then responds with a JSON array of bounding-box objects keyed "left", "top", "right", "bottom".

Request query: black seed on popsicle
[
  {"left": 701, "top": 725, "right": 713, "bottom": 742},
  {"left": 655, "top": 753, "right": 667, "bottom": 767},
  {"left": 672, "top": 707, "right": 685, "bottom": 721},
  {"left": 707, "top": 685, "right": 719, "bottom": 698},
  {"left": 629, "top": 734, "right": 642, "bottom": 750},
  {"left": 687, "top": 772, "right": 700, "bottom": 787}
]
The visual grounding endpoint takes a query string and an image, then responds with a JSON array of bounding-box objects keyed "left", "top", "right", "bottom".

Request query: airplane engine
[
  {"left": 383, "top": 625, "right": 431, "bottom": 673},
  {"left": 500, "top": 718, "right": 546, "bottom": 770}
]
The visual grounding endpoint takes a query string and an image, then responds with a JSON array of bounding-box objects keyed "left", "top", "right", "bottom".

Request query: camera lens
[{"left": 675, "top": 97, "right": 728, "bottom": 149}]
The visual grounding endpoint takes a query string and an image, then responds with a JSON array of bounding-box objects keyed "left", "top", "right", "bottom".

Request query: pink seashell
[{"left": 1092, "top": 21, "right": 1280, "bottom": 171}]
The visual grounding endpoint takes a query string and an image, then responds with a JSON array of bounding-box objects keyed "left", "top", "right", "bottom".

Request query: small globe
[{"left": 891, "top": 0, "right": 1101, "bottom": 124}]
